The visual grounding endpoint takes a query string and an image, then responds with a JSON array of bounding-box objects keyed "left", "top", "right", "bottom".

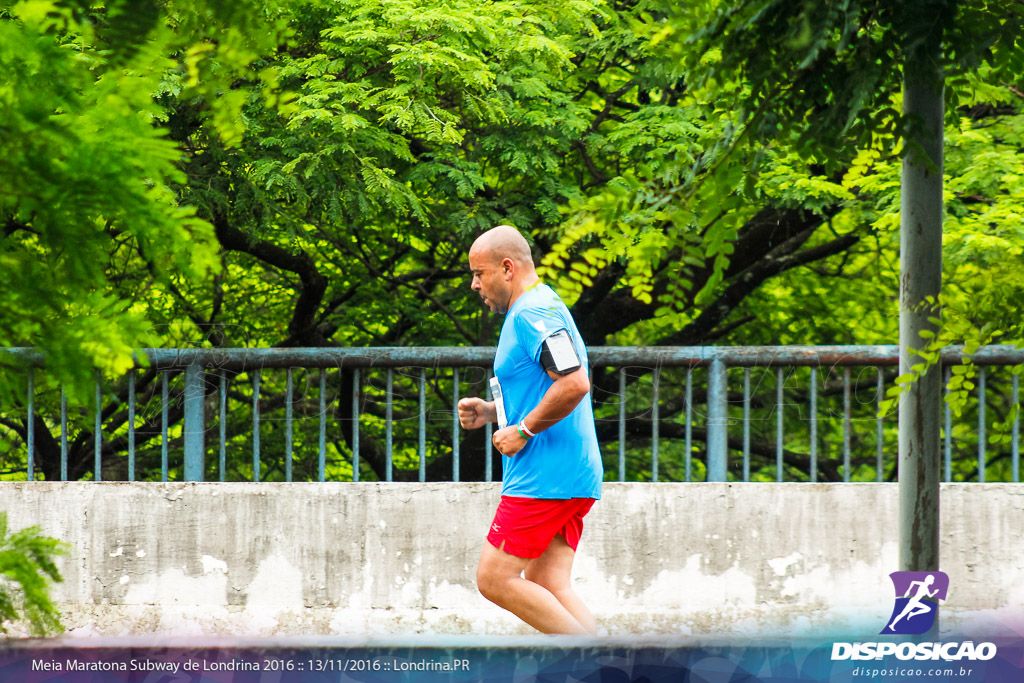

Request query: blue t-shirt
[{"left": 493, "top": 283, "right": 603, "bottom": 500}]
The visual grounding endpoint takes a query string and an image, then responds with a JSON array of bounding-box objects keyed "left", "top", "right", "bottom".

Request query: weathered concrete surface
[{"left": 2, "top": 482, "right": 1022, "bottom": 638}]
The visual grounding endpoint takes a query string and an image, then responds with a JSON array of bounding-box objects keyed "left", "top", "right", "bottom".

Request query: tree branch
[
  {"left": 211, "top": 211, "right": 328, "bottom": 346},
  {"left": 659, "top": 230, "right": 860, "bottom": 346}
]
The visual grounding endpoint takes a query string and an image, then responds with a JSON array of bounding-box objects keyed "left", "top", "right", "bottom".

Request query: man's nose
[{"left": 471, "top": 277, "right": 481, "bottom": 290}]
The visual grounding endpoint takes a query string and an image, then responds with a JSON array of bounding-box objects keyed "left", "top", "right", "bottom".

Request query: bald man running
[{"left": 458, "top": 225, "right": 603, "bottom": 635}]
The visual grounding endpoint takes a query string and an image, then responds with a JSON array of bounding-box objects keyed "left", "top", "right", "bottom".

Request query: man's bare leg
[
  {"left": 477, "top": 541, "right": 589, "bottom": 635},
  {"left": 523, "top": 534, "right": 596, "bottom": 635}
]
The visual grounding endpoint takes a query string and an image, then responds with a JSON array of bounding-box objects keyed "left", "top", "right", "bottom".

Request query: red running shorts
[{"left": 486, "top": 496, "right": 596, "bottom": 559}]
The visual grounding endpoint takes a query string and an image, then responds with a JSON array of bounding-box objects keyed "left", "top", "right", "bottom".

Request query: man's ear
[{"left": 502, "top": 258, "right": 515, "bottom": 280}]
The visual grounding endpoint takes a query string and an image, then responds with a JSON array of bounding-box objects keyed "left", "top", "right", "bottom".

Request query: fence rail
[{"left": 1, "top": 346, "right": 1021, "bottom": 484}]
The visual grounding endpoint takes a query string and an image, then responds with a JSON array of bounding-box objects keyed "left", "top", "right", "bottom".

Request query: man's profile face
[{"left": 469, "top": 247, "right": 510, "bottom": 314}]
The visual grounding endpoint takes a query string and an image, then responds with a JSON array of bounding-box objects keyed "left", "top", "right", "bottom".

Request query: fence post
[
  {"left": 183, "top": 363, "right": 205, "bottom": 481},
  {"left": 707, "top": 357, "right": 728, "bottom": 481}
]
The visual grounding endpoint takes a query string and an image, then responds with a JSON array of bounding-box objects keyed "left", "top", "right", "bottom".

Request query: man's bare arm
[
  {"left": 491, "top": 367, "right": 590, "bottom": 456},
  {"left": 523, "top": 366, "right": 590, "bottom": 433}
]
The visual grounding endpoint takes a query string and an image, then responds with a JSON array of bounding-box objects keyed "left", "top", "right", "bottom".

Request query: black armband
[{"left": 539, "top": 329, "right": 582, "bottom": 375}]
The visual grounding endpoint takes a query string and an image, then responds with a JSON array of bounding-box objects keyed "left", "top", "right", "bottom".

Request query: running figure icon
[
  {"left": 888, "top": 574, "right": 939, "bottom": 631},
  {"left": 881, "top": 571, "right": 949, "bottom": 635}
]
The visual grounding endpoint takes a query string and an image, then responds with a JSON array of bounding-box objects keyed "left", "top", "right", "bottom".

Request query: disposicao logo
[
  {"left": 830, "top": 570, "right": 997, "bottom": 663},
  {"left": 880, "top": 571, "right": 949, "bottom": 635},
  {"left": 831, "top": 641, "right": 997, "bottom": 662}
]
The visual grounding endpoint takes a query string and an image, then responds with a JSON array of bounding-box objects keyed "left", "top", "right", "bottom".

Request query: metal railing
[{"left": 1, "top": 346, "right": 1021, "bottom": 483}]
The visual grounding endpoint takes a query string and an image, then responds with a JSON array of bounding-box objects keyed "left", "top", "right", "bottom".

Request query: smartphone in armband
[
  {"left": 489, "top": 377, "right": 508, "bottom": 429},
  {"left": 540, "top": 329, "right": 582, "bottom": 375}
]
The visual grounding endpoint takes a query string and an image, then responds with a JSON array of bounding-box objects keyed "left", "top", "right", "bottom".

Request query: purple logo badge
[{"left": 880, "top": 571, "right": 949, "bottom": 635}]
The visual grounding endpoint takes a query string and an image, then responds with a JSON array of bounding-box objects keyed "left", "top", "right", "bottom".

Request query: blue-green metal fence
[{"left": 1, "top": 346, "right": 1021, "bottom": 483}]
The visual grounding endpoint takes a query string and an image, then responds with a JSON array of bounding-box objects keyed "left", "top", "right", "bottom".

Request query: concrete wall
[{"left": 3, "top": 482, "right": 1022, "bottom": 638}]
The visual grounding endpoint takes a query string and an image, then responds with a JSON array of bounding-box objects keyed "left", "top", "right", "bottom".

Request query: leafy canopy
[{"left": 0, "top": 0, "right": 286, "bottom": 401}]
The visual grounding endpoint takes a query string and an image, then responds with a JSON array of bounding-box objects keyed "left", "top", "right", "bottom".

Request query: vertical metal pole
[
  {"left": 285, "top": 369, "right": 293, "bottom": 483},
  {"left": 898, "top": 42, "right": 943, "bottom": 576},
  {"left": 618, "top": 368, "right": 626, "bottom": 482},
  {"left": 183, "top": 363, "right": 205, "bottom": 482},
  {"left": 742, "top": 369, "right": 750, "bottom": 482},
  {"left": 61, "top": 386, "right": 68, "bottom": 481},
  {"left": 27, "top": 370, "right": 34, "bottom": 481},
  {"left": 318, "top": 368, "right": 326, "bottom": 482},
  {"left": 252, "top": 370, "right": 261, "bottom": 483},
  {"left": 843, "top": 368, "right": 852, "bottom": 482},
  {"left": 685, "top": 369, "right": 693, "bottom": 482},
  {"left": 944, "top": 366, "right": 952, "bottom": 483},
  {"left": 651, "top": 367, "right": 660, "bottom": 482},
  {"left": 485, "top": 369, "right": 494, "bottom": 483},
  {"left": 452, "top": 367, "right": 460, "bottom": 482},
  {"left": 161, "top": 372, "right": 169, "bottom": 482},
  {"left": 775, "top": 367, "right": 784, "bottom": 482},
  {"left": 352, "top": 369, "right": 360, "bottom": 482},
  {"left": 219, "top": 373, "right": 227, "bottom": 482},
  {"left": 386, "top": 368, "right": 393, "bottom": 482},
  {"left": 707, "top": 358, "right": 728, "bottom": 482},
  {"left": 1013, "top": 374, "right": 1020, "bottom": 483},
  {"left": 419, "top": 369, "right": 427, "bottom": 483},
  {"left": 876, "top": 369, "right": 884, "bottom": 482},
  {"left": 126, "top": 374, "right": 134, "bottom": 482},
  {"left": 810, "top": 368, "right": 818, "bottom": 483},
  {"left": 977, "top": 367, "right": 986, "bottom": 483},
  {"left": 94, "top": 372, "right": 102, "bottom": 482}
]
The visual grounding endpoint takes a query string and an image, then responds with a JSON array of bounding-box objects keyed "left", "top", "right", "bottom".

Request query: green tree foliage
[
  {"left": 1, "top": 0, "right": 1021, "bottom": 484},
  {"left": 0, "top": 0, "right": 286, "bottom": 401},
  {"left": 543, "top": 0, "right": 1023, "bottom": 481},
  {"left": 550, "top": 0, "right": 1023, "bottom": 345},
  {"left": 148, "top": 0, "right": 901, "bottom": 482},
  {"left": 0, "top": 511, "right": 67, "bottom": 636}
]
